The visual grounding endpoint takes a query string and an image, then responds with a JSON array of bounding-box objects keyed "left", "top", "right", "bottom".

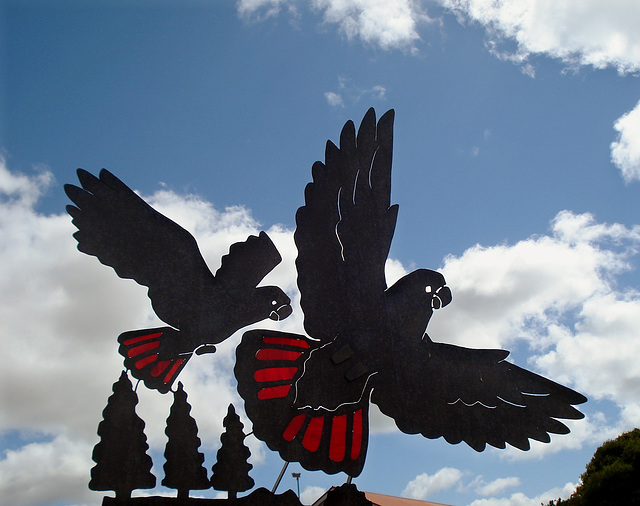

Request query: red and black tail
[
  {"left": 118, "top": 327, "right": 190, "bottom": 394},
  {"left": 235, "top": 329, "right": 370, "bottom": 477}
]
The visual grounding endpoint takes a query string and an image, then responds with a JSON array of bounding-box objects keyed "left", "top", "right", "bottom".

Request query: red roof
[
  {"left": 365, "top": 491, "right": 453, "bottom": 506},
  {"left": 311, "top": 488, "right": 453, "bottom": 506}
]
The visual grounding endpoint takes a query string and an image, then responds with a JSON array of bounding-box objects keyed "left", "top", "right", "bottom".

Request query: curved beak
[
  {"left": 269, "top": 303, "right": 293, "bottom": 321},
  {"left": 431, "top": 285, "right": 452, "bottom": 310}
]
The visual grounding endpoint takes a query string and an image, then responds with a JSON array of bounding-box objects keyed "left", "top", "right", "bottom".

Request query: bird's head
[
  {"left": 417, "top": 269, "right": 452, "bottom": 310},
  {"left": 388, "top": 268, "right": 452, "bottom": 311},
  {"left": 257, "top": 286, "right": 293, "bottom": 321},
  {"left": 422, "top": 272, "right": 452, "bottom": 310},
  {"left": 385, "top": 268, "right": 451, "bottom": 337}
]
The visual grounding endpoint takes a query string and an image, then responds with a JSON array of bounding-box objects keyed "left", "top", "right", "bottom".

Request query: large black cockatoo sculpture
[
  {"left": 235, "top": 109, "right": 586, "bottom": 477},
  {"left": 65, "top": 169, "right": 292, "bottom": 393}
]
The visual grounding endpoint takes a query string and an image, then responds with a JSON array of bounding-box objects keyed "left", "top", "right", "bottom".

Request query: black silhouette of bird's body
[
  {"left": 65, "top": 169, "right": 292, "bottom": 393},
  {"left": 235, "top": 109, "right": 586, "bottom": 477}
]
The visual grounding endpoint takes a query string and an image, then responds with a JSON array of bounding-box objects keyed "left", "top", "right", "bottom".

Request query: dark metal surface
[
  {"left": 211, "top": 404, "right": 255, "bottom": 498},
  {"left": 236, "top": 108, "right": 586, "bottom": 477},
  {"left": 65, "top": 170, "right": 292, "bottom": 392},
  {"left": 89, "top": 371, "right": 156, "bottom": 498}
]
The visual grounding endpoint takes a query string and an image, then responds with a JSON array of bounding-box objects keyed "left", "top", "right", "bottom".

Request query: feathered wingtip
[
  {"left": 118, "top": 327, "right": 190, "bottom": 394},
  {"left": 235, "top": 329, "right": 370, "bottom": 477},
  {"left": 319, "top": 108, "right": 395, "bottom": 195},
  {"left": 216, "top": 231, "right": 282, "bottom": 289}
]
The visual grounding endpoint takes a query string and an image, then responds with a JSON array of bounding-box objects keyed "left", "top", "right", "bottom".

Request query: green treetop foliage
[{"left": 545, "top": 428, "right": 640, "bottom": 506}]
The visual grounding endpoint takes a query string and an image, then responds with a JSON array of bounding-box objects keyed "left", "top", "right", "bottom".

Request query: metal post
[
  {"left": 272, "top": 461, "right": 289, "bottom": 493},
  {"left": 292, "top": 472, "right": 301, "bottom": 498}
]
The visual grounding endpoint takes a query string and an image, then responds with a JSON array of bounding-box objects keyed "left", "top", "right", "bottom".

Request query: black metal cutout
[
  {"left": 163, "top": 382, "right": 210, "bottom": 499},
  {"left": 65, "top": 169, "right": 292, "bottom": 392},
  {"left": 235, "top": 108, "right": 587, "bottom": 477},
  {"left": 89, "top": 371, "right": 155, "bottom": 499}
]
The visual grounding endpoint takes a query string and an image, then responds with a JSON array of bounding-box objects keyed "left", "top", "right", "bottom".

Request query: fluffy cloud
[
  {"left": 300, "top": 485, "right": 327, "bottom": 504},
  {"left": 324, "top": 76, "right": 387, "bottom": 108},
  {"left": 238, "top": 1, "right": 640, "bottom": 184},
  {"left": 611, "top": 99, "right": 640, "bottom": 183},
  {"left": 427, "top": 209, "right": 640, "bottom": 457},
  {"left": 0, "top": 436, "right": 94, "bottom": 506},
  {"left": 237, "top": 0, "right": 291, "bottom": 20},
  {"left": 312, "top": 0, "right": 429, "bottom": 50},
  {"left": 4, "top": 159, "right": 640, "bottom": 504},
  {"left": 239, "top": 0, "right": 640, "bottom": 72},
  {"left": 402, "top": 467, "right": 464, "bottom": 500},
  {"left": 0, "top": 161, "right": 301, "bottom": 505},
  {"left": 441, "top": 0, "right": 640, "bottom": 73},
  {"left": 468, "top": 481, "right": 577, "bottom": 506},
  {"left": 434, "top": 0, "right": 640, "bottom": 181},
  {"left": 436, "top": 1, "right": 640, "bottom": 183},
  {"left": 404, "top": 468, "right": 575, "bottom": 505},
  {"left": 324, "top": 91, "right": 344, "bottom": 107},
  {"left": 474, "top": 476, "right": 520, "bottom": 497},
  {"left": 237, "top": 0, "right": 431, "bottom": 50}
]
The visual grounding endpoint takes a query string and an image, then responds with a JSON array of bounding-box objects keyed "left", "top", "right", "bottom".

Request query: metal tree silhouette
[
  {"left": 162, "top": 382, "right": 210, "bottom": 500},
  {"left": 89, "top": 371, "right": 155, "bottom": 500},
  {"left": 210, "top": 404, "right": 255, "bottom": 499}
]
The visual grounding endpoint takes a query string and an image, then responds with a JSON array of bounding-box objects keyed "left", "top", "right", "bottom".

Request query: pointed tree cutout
[
  {"left": 211, "top": 404, "right": 255, "bottom": 499},
  {"left": 89, "top": 371, "right": 155, "bottom": 500},
  {"left": 162, "top": 382, "right": 210, "bottom": 499}
]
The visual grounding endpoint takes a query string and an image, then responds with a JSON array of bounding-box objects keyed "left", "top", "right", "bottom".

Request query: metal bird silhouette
[
  {"left": 65, "top": 169, "right": 292, "bottom": 393},
  {"left": 234, "top": 109, "right": 587, "bottom": 477}
]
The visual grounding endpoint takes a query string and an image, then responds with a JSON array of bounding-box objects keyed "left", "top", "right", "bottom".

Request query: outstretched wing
[
  {"left": 117, "top": 327, "right": 190, "bottom": 394},
  {"left": 371, "top": 335, "right": 587, "bottom": 451},
  {"left": 235, "top": 330, "right": 370, "bottom": 476},
  {"left": 294, "top": 109, "right": 398, "bottom": 341},
  {"left": 216, "top": 231, "right": 282, "bottom": 293},
  {"left": 65, "top": 169, "right": 240, "bottom": 333}
]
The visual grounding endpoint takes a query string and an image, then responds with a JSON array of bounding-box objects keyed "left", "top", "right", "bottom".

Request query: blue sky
[{"left": 2, "top": 1, "right": 640, "bottom": 505}]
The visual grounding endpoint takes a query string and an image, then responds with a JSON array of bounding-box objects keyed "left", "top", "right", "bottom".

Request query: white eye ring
[
  {"left": 425, "top": 286, "right": 432, "bottom": 293},
  {"left": 272, "top": 300, "right": 278, "bottom": 306}
]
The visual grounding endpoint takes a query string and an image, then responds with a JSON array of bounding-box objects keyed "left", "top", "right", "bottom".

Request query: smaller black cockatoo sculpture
[
  {"left": 65, "top": 169, "right": 292, "bottom": 393},
  {"left": 234, "top": 109, "right": 587, "bottom": 477}
]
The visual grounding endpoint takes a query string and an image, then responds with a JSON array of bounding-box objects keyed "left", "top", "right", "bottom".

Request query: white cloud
[
  {"left": 475, "top": 476, "right": 520, "bottom": 497},
  {"left": 0, "top": 162, "right": 53, "bottom": 206},
  {"left": 0, "top": 435, "right": 95, "bottom": 506},
  {"left": 0, "top": 161, "right": 302, "bottom": 504},
  {"left": 427, "top": 209, "right": 640, "bottom": 456},
  {"left": 468, "top": 481, "right": 577, "bottom": 506},
  {"left": 237, "top": 0, "right": 432, "bottom": 50},
  {"left": 237, "top": 0, "right": 288, "bottom": 20},
  {"left": 301, "top": 485, "right": 326, "bottom": 505},
  {"left": 238, "top": 0, "right": 640, "bottom": 71},
  {"left": 440, "top": 0, "right": 640, "bottom": 74},
  {"left": 611, "top": 99, "right": 640, "bottom": 183},
  {"left": 402, "top": 467, "right": 464, "bottom": 500},
  {"left": 433, "top": 2, "right": 640, "bottom": 183},
  {"left": 324, "top": 91, "right": 344, "bottom": 107},
  {"left": 4, "top": 158, "right": 640, "bottom": 504},
  {"left": 324, "top": 77, "right": 387, "bottom": 107},
  {"left": 237, "top": 1, "right": 640, "bottom": 184},
  {"left": 313, "top": 0, "right": 428, "bottom": 50}
]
